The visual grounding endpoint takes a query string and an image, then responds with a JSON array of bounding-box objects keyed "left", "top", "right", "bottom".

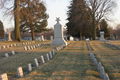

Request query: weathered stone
[
  {"left": 2, "top": 46, "right": 5, "bottom": 49},
  {"left": 13, "top": 44, "right": 16, "bottom": 46},
  {"left": 11, "top": 51, "right": 15, "bottom": 55},
  {"left": 6, "top": 45, "right": 9, "bottom": 48},
  {"left": 27, "top": 46, "right": 30, "bottom": 50},
  {"left": 93, "top": 58, "right": 97, "bottom": 66},
  {"left": 16, "top": 67, "right": 24, "bottom": 77},
  {"left": 0, "top": 73, "right": 8, "bottom": 80},
  {"left": 99, "top": 66, "right": 105, "bottom": 78},
  {"left": 30, "top": 46, "right": 33, "bottom": 49},
  {"left": 104, "top": 73, "right": 110, "bottom": 80},
  {"left": 49, "top": 52, "right": 52, "bottom": 59},
  {"left": 40, "top": 56, "right": 45, "bottom": 64},
  {"left": 52, "top": 49, "right": 55, "bottom": 55},
  {"left": 46, "top": 54, "right": 49, "bottom": 61},
  {"left": 24, "top": 46, "right": 27, "bottom": 50},
  {"left": 26, "top": 63, "right": 32, "bottom": 72},
  {"left": 35, "top": 45, "right": 38, "bottom": 48},
  {"left": 33, "top": 58, "right": 39, "bottom": 67},
  {"left": 5, "top": 53, "right": 9, "bottom": 57},
  {"left": 97, "top": 62, "right": 102, "bottom": 72},
  {"left": 10, "top": 44, "right": 12, "bottom": 47}
]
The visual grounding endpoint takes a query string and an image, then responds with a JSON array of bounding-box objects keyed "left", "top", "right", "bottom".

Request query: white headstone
[
  {"left": 24, "top": 46, "right": 27, "bottom": 50},
  {"left": 26, "top": 63, "right": 32, "bottom": 72},
  {"left": 46, "top": 54, "right": 49, "bottom": 61},
  {"left": 33, "top": 58, "right": 39, "bottom": 67},
  {"left": 16, "top": 67, "right": 24, "bottom": 77},
  {"left": 104, "top": 73, "right": 110, "bottom": 80},
  {"left": 49, "top": 52, "right": 52, "bottom": 59},
  {"left": 40, "top": 35, "right": 44, "bottom": 41},
  {"left": 97, "top": 62, "right": 102, "bottom": 72},
  {"left": 40, "top": 56, "right": 45, "bottom": 64},
  {"left": 5, "top": 53, "right": 9, "bottom": 57},
  {"left": 51, "top": 17, "right": 67, "bottom": 46},
  {"left": 11, "top": 51, "right": 15, "bottom": 55},
  {"left": 99, "top": 31, "right": 105, "bottom": 41},
  {"left": 50, "top": 36, "right": 53, "bottom": 40},
  {"left": 52, "top": 49, "right": 55, "bottom": 56},
  {"left": 69, "top": 36, "right": 74, "bottom": 41},
  {"left": 99, "top": 66, "right": 105, "bottom": 78},
  {"left": 0, "top": 73, "right": 8, "bottom": 80}
]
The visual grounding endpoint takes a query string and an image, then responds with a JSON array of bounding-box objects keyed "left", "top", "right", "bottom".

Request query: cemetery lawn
[{"left": 0, "top": 41, "right": 120, "bottom": 80}]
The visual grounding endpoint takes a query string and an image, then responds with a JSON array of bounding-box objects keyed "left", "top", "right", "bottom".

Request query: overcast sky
[{"left": 0, "top": 0, "right": 120, "bottom": 30}]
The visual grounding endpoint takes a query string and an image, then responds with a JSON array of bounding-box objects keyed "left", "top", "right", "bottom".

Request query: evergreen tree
[
  {"left": 0, "top": 20, "right": 5, "bottom": 38},
  {"left": 20, "top": 0, "right": 49, "bottom": 40},
  {"left": 99, "top": 19, "right": 110, "bottom": 38},
  {"left": 66, "top": 0, "right": 92, "bottom": 38}
]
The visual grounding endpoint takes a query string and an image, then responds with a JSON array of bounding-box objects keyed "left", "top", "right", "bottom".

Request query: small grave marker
[
  {"left": 49, "top": 52, "right": 52, "bottom": 59},
  {"left": 33, "top": 58, "right": 39, "bottom": 67},
  {"left": 99, "top": 66, "right": 105, "bottom": 78},
  {"left": 46, "top": 54, "right": 49, "bottom": 61},
  {"left": 11, "top": 51, "right": 15, "bottom": 55},
  {"left": 40, "top": 56, "right": 45, "bottom": 64},
  {"left": 0, "top": 73, "right": 8, "bottom": 80},
  {"left": 16, "top": 67, "right": 24, "bottom": 77},
  {"left": 5, "top": 53, "right": 9, "bottom": 57},
  {"left": 26, "top": 63, "right": 32, "bottom": 72}
]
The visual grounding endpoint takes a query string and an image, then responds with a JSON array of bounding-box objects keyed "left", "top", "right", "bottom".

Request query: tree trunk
[
  {"left": 32, "top": 31, "right": 35, "bottom": 40},
  {"left": 92, "top": 13, "right": 96, "bottom": 40},
  {"left": 14, "top": 0, "right": 21, "bottom": 41}
]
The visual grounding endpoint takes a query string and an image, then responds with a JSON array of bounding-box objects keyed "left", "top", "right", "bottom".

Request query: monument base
[
  {"left": 99, "top": 38, "right": 106, "bottom": 41},
  {"left": 51, "top": 38, "right": 67, "bottom": 46}
]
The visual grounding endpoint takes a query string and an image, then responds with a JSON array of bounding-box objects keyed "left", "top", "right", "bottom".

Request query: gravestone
[
  {"left": 104, "top": 73, "right": 110, "bottom": 80},
  {"left": 99, "top": 31, "right": 105, "bottom": 41},
  {"left": 33, "top": 58, "right": 39, "bottom": 67},
  {"left": 0, "top": 73, "right": 8, "bottom": 80},
  {"left": 52, "top": 49, "right": 55, "bottom": 56},
  {"left": 93, "top": 58, "right": 97, "bottom": 66},
  {"left": 51, "top": 17, "right": 67, "bottom": 46},
  {"left": 50, "top": 36, "right": 53, "bottom": 40},
  {"left": 11, "top": 51, "right": 15, "bottom": 55},
  {"left": 83, "top": 36, "right": 85, "bottom": 40},
  {"left": 16, "top": 67, "right": 24, "bottom": 77},
  {"left": 6, "top": 45, "right": 9, "bottom": 48},
  {"left": 111, "top": 35, "right": 115, "bottom": 40},
  {"left": 69, "top": 36, "right": 74, "bottom": 41},
  {"left": 24, "top": 46, "right": 27, "bottom": 50},
  {"left": 4, "top": 33, "right": 12, "bottom": 41},
  {"left": 26, "top": 63, "right": 32, "bottom": 72},
  {"left": 2, "top": 46, "right": 5, "bottom": 49},
  {"left": 13, "top": 44, "right": 16, "bottom": 46},
  {"left": 99, "top": 66, "right": 105, "bottom": 78},
  {"left": 46, "top": 54, "right": 49, "bottom": 61},
  {"left": 80, "top": 37, "right": 82, "bottom": 41},
  {"left": 10, "top": 44, "right": 12, "bottom": 47},
  {"left": 27, "top": 46, "right": 30, "bottom": 50},
  {"left": 30, "top": 46, "right": 33, "bottom": 49},
  {"left": 33, "top": 46, "right": 35, "bottom": 49},
  {"left": 97, "top": 62, "right": 102, "bottom": 72},
  {"left": 49, "top": 51, "right": 52, "bottom": 59},
  {"left": 40, "top": 56, "right": 45, "bottom": 64},
  {"left": 5, "top": 53, "right": 9, "bottom": 57},
  {"left": 40, "top": 35, "right": 44, "bottom": 41}
]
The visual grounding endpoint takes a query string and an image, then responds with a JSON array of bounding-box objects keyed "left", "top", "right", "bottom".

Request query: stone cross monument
[{"left": 51, "top": 17, "right": 67, "bottom": 46}]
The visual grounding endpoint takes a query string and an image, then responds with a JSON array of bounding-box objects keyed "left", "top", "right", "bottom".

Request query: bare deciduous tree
[{"left": 85, "top": 0, "right": 116, "bottom": 40}]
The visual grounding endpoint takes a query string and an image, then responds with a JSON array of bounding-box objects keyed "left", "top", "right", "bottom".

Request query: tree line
[{"left": 66, "top": 0, "right": 116, "bottom": 40}]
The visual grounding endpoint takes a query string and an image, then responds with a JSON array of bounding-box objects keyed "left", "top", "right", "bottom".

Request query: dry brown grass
[{"left": 0, "top": 41, "right": 120, "bottom": 80}]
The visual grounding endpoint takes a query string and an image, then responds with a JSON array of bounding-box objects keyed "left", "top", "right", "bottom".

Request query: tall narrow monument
[{"left": 51, "top": 17, "right": 67, "bottom": 46}]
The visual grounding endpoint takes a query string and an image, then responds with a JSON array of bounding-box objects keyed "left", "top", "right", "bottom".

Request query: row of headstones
[
  {"left": 4, "top": 51, "right": 15, "bottom": 57},
  {"left": 86, "top": 42, "right": 91, "bottom": 51},
  {"left": 0, "top": 49, "right": 55, "bottom": 80},
  {"left": 0, "top": 41, "right": 35, "bottom": 49},
  {"left": 89, "top": 52, "right": 110, "bottom": 80},
  {"left": 24, "top": 42, "right": 51, "bottom": 50},
  {"left": 104, "top": 42, "right": 120, "bottom": 50},
  {"left": 56, "top": 42, "right": 71, "bottom": 51}
]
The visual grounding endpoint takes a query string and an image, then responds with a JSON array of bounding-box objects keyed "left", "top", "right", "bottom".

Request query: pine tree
[
  {"left": 20, "top": 0, "right": 49, "bottom": 40},
  {"left": 66, "top": 0, "right": 92, "bottom": 38}
]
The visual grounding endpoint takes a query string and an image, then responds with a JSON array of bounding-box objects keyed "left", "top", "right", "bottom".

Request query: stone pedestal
[
  {"left": 51, "top": 18, "right": 67, "bottom": 46},
  {"left": 99, "top": 31, "right": 105, "bottom": 41}
]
